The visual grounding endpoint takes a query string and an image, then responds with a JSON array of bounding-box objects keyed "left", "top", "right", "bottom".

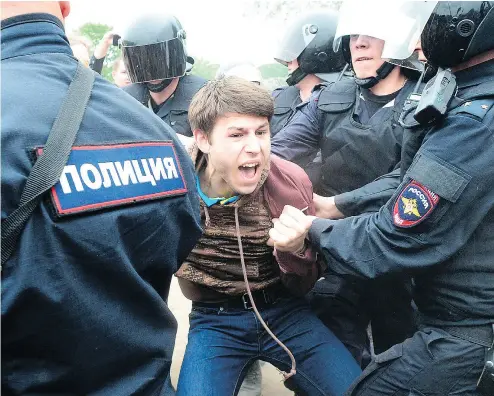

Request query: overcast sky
[{"left": 65, "top": 0, "right": 285, "bottom": 65}]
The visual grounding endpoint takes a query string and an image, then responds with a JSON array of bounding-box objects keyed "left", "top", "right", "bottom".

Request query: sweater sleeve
[
  {"left": 275, "top": 247, "right": 322, "bottom": 296},
  {"left": 264, "top": 156, "right": 322, "bottom": 296}
]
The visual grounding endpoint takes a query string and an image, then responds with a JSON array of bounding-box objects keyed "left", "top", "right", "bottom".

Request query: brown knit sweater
[{"left": 176, "top": 187, "right": 281, "bottom": 296}]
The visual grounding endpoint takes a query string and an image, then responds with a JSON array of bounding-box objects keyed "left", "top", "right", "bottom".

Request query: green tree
[
  {"left": 77, "top": 23, "right": 121, "bottom": 82},
  {"left": 190, "top": 57, "right": 219, "bottom": 80},
  {"left": 259, "top": 63, "right": 288, "bottom": 79}
]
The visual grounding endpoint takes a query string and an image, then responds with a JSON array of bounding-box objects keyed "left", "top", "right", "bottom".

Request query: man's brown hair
[{"left": 189, "top": 76, "right": 274, "bottom": 136}]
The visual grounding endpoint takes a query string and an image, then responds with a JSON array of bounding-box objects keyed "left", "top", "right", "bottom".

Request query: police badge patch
[
  {"left": 393, "top": 180, "right": 440, "bottom": 228},
  {"left": 36, "top": 142, "right": 187, "bottom": 217}
]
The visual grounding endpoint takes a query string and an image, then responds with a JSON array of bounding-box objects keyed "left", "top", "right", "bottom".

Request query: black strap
[
  {"left": 439, "top": 324, "right": 494, "bottom": 348},
  {"left": 1, "top": 63, "right": 95, "bottom": 268}
]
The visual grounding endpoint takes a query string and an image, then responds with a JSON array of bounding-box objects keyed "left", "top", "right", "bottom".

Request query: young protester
[{"left": 176, "top": 77, "right": 361, "bottom": 396}]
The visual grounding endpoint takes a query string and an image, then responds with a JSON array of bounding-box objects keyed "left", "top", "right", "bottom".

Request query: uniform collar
[
  {"left": 455, "top": 59, "right": 494, "bottom": 90},
  {"left": 1, "top": 13, "right": 71, "bottom": 61}
]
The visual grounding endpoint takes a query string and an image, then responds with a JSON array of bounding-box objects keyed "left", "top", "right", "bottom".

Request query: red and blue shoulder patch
[{"left": 393, "top": 180, "right": 440, "bottom": 228}]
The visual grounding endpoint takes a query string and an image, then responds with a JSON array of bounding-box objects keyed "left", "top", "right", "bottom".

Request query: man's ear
[
  {"left": 59, "top": 2, "right": 70, "bottom": 18},
  {"left": 193, "top": 129, "right": 210, "bottom": 154}
]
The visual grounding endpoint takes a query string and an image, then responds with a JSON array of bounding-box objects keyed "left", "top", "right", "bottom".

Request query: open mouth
[
  {"left": 238, "top": 162, "right": 260, "bottom": 180},
  {"left": 355, "top": 57, "right": 373, "bottom": 62}
]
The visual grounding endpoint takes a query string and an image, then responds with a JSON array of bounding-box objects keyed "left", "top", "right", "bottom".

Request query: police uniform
[
  {"left": 123, "top": 73, "right": 206, "bottom": 137},
  {"left": 271, "top": 77, "right": 418, "bottom": 364},
  {"left": 1, "top": 13, "right": 201, "bottom": 395},
  {"left": 271, "top": 77, "right": 412, "bottom": 196},
  {"left": 271, "top": 72, "right": 347, "bottom": 183},
  {"left": 270, "top": 85, "right": 302, "bottom": 136},
  {"left": 309, "top": 59, "right": 494, "bottom": 395}
]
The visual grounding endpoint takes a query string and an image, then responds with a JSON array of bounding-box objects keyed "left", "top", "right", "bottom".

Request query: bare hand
[
  {"left": 267, "top": 205, "right": 315, "bottom": 253},
  {"left": 94, "top": 31, "right": 117, "bottom": 59},
  {"left": 101, "top": 31, "right": 117, "bottom": 46},
  {"left": 313, "top": 194, "right": 344, "bottom": 219}
]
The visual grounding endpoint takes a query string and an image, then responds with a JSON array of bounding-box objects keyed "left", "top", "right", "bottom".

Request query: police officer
[
  {"left": 121, "top": 14, "right": 207, "bottom": 137},
  {"left": 273, "top": 1, "right": 494, "bottom": 394},
  {"left": 271, "top": 3, "right": 424, "bottom": 366},
  {"left": 1, "top": 2, "right": 202, "bottom": 394},
  {"left": 271, "top": 10, "right": 347, "bottom": 136}
]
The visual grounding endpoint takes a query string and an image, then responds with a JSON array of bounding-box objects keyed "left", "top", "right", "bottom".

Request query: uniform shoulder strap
[
  {"left": 273, "top": 85, "right": 300, "bottom": 108},
  {"left": 448, "top": 79, "right": 494, "bottom": 117},
  {"left": 171, "top": 74, "right": 207, "bottom": 111},
  {"left": 449, "top": 98, "right": 494, "bottom": 119},
  {"left": 1, "top": 63, "right": 95, "bottom": 268},
  {"left": 317, "top": 78, "right": 357, "bottom": 113}
]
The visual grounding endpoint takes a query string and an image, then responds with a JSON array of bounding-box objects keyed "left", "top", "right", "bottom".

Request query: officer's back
[
  {"left": 1, "top": 3, "right": 201, "bottom": 394},
  {"left": 120, "top": 13, "right": 207, "bottom": 137}
]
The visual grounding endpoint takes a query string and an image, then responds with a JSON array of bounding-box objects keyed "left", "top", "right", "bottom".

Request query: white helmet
[{"left": 216, "top": 62, "right": 263, "bottom": 85}]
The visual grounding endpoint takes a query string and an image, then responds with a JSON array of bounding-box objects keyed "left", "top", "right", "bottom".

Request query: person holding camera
[{"left": 88, "top": 30, "right": 119, "bottom": 75}]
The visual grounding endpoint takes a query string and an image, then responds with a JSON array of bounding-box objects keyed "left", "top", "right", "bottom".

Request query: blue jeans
[{"left": 177, "top": 296, "right": 361, "bottom": 396}]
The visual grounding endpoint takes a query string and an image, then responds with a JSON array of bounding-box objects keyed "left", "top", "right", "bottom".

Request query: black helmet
[
  {"left": 422, "top": 1, "right": 494, "bottom": 68},
  {"left": 274, "top": 10, "right": 346, "bottom": 86},
  {"left": 121, "top": 14, "right": 187, "bottom": 83}
]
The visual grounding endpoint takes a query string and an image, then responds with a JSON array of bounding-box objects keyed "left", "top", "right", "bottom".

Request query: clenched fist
[{"left": 267, "top": 205, "right": 316, "bottom": 254}]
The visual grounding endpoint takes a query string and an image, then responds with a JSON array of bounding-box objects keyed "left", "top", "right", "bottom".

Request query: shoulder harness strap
[{"left": 317, "top": 78, "right": 357, "bottom": 113}]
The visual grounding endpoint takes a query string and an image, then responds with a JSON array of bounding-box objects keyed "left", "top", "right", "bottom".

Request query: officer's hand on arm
[
  {"left": 268, "top": 205, "right": 316, "bottom": 254},
  {"left": 93, "top": 31, "right": 117, "bottom": 60},
  {"left": 313, "top": 194, "right": 345, "bottom": 219}
]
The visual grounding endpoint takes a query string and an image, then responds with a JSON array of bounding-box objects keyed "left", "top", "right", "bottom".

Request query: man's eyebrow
[
  {"left": 227, "top": 122, "right": 269, "bottom": 132},
  {"left": 227, "top": 126, "right": 248, "bottom": 132}
]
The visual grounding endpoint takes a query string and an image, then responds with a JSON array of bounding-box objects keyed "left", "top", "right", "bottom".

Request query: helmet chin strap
[
  {"left": 146, "top": 78, "right": 174, "bottom": 93},
  {"left": 354, "top": 62, "right": 395, "bottom": 88},
  {"left": 286, "top": 67, "right": 308, "bottom": 86}
]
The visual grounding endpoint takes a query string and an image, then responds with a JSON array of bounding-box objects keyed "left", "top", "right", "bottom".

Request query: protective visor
[
  {"left": 274, "top": 21, "right": 318, "bottom": 65},
  {"left": 122, "top": 38, "right": 186, "bottom": 83},
  {"left": 333, "top": 1, "right": 438, "bottom": 70}
]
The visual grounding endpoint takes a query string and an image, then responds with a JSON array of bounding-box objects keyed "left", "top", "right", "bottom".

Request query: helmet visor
[
  {"left": 122, "top": 38, "right": 186, "bottom": 83},
  {"left": 274, "top": 20, "right": 318, "bottom": 65},
  {"left": 333, "top": 1, "right": 437, "bottom": 70}
]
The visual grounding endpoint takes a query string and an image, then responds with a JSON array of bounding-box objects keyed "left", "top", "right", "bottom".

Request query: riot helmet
[
  {"left": 121, "top": 14, "right": 187, "bottom": 85},
  {"left": 274, "top": 10, "right": 346, "bottom": 86},
  {"left": 333, "top": 1, "right": 437, "bottom": 88},
  {"left": 422, "top": 1, "right": 494, "bottom": 68}
]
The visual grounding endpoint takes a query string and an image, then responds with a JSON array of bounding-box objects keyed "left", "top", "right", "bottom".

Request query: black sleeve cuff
[
  {"left": 333, "top": 192, "right": 356, "bottom": 217},
  {"left": 309, "top": 218, "right": 337, "bottom": 251},
  {"left": 89, "top": 55, "right": 105, "bottom": 74}
]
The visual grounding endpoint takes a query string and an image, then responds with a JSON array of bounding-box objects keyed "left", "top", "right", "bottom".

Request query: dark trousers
[
  {"left": 307, "top": 273, "right": 417, "bottom": 367},
  {"left": 346, "top": 327, "right": 488, "bottom": 395}
]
